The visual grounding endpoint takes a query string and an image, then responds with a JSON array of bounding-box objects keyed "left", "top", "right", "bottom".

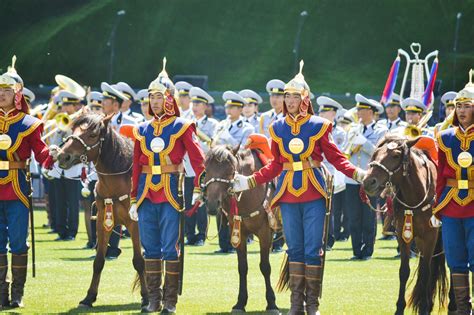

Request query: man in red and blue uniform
[
  {"left": 129, "top": 79, "right": 205, "bottom": 313},
  {"left": 232, "top": 63, "right": 366, "bottom": 314},
  {"left": 0, "top": 73, "right": 56, "bottom": 309},
  {"left": 434, "top": 71, "right": 474, "bottom": 314}
]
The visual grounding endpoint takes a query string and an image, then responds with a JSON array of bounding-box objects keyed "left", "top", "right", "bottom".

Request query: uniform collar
[
  {"left": 0, "top": 107, "right": 18, "bottom": 118},
  {"left": 231, "top": 118, "right": 243, "bottom": 127},
  {"left": 388, "top": 117, "right": 401, "bottom": 124},
  {"left": 245, "top": 113, "right": 257, "bottom": 122},
  {"left": 180, "top": 107, "right": 193, "bottom": 117},
  {"left": 195, "top": 115, "right": 208, "bottom": 125},
  {"left": 363, "top": 120, "right": 376, "bottom": 129},
  {"left": 123, "top": 108, "right": 132, "bottom": 116}
]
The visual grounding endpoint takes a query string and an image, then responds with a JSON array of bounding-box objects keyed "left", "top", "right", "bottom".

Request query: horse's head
[
  {"left": 202, "top": 145, "right": 239, "bottom": 215},
  {"left": 57, "top": 113, "right": 112, "bottom": 169},
  {"left": 363, "top": 135, "right": 420, "bottom": 197}
]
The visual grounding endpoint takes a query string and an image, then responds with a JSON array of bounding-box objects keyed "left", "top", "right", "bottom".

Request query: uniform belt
[
  {"left": 0, "top": 161, "right": 27, "bottom": 171},
  {"left": 142, "top": 164, "right": 183, "bottom": 175},
  {"left": 282, "top": 160, "right": 320, "bottom": 171},
  {"left": 446, "top": 178, "right": 474, "bottom": 189}
]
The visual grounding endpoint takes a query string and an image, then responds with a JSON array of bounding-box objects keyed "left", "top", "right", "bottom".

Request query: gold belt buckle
[
  {"left": 0, "top": 161, "right": 9, "bottom": 170},
  {"left": 458, "top": 180, "right": 468, "bottom": 190},
  {"left": 151, "top": 165, "right": 162, "bottom": 175},
  {"left": 293, "top": 161, "right": 303, "bottom": 171}
]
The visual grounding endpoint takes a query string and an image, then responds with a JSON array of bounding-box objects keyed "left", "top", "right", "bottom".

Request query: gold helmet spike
[
  {"left": 455, "top": 69, "right": 474, "bottom": 104},
  {"left": 158, "top": 57, "right": 169, "bottom": 80},
  {"left": 54, "top": 74, "right": 86, "bottom": 98}
]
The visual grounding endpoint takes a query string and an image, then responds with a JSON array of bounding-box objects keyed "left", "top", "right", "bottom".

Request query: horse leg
[
  {"left": 79, "top": 213, "right": 112, "bottom": 307},
  {"left": 395, "top": 238, "right": 411, "bottom": 315},
  {"left": 257, "top": 226, "right": 278, "bottom": 312},
  {"left": 125, "top": 219, "right": 148, "bottom": 307},
  {"left": 232, "top": 230, "right": 249, "bottom": 312},
  {"left": 413, "top": 236, "right": 432, "bottom": 315}
]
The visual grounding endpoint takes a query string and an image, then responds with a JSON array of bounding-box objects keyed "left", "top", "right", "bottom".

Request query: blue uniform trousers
[
  {"left": 441, "top": 215, "right": 474, "bottom": 273},
  {"left": 280, "top": 198, "right": 326, "bottom": 266},
  {"left": 138, "top": 199, "right": 180, "bottom": 260},
  {"left": 0, "top": 200, "right": 29, "bottom": 255}
]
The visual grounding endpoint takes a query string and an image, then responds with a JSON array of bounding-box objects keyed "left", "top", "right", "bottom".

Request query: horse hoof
[
  {"left": 231, "top": 308, "right": 246, "bottom": 313},
  {"left": 78, "top": 302, "right": 92, "bottom": 308},
  {"left": 266, "top": 309, "right": 281, "bottom": 315}
]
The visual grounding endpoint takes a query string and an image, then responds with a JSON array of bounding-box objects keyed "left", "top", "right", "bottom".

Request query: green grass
[{"left": 3, "top": 209, "right": 450, "bottom": 314}]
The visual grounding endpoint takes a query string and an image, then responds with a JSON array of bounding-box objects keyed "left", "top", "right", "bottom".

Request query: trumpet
[
  {"left": 41, "top": 111, "right": 82, "bottom": 141},
  {"left": 342, "top": 120, "right": 363, "bottom": 158},
  {"left": 404, "top": 109, "right": 433, "bottom": 139}
]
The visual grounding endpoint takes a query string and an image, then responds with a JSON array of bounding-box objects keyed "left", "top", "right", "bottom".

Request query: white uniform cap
[
  {"left": 440, "top": 91, "right": 457, "bottom": 106},
  {"left": 23, "top": 87, "right": 35, "bottom": 103},
  {"left": 57, "top": 90, "right": 82, "bottom": 104},
  {"left": 401, "top": 98, "right": 427, "bottom": 112},
  {"left": 239, "top": 89, "right": 262, "bottom": 104},
  {"left": 136, "top": 89, "right": 149, "bottom": 102},
  {"left": 101, "top": 82, "right": 128, "bottom": 101},
  {"left": 355, "top": 93, "right": 384, "bottom": 114},
  {"left": 222, "top": 91, "right": 246, "bottom": 107},
  {"left": 266, "top": 79, "right": 285, "bottom": 94},
  {"left": 316, "top": 96, "right": 343, "bottom": 112},
  {"left": 115, "top": 82, "right": 137, "bottom": 101},
  {"left": 190, "top": 87, "right": 214, "bottom": 104},
  {"left": 175, "top": 81, "right": 193, "bottom": 96},
  {"left": 89, "top": 91, "right": 103, "bottom": 106}
]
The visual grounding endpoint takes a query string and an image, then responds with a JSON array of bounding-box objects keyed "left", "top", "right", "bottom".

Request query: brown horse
[
  {"left": 363, "top": 134, "right": 453, "bottom": 315},
  {"left": 57, "top": 113, "right": 148, "bottom": 308},
  {"left": 203, "top": 146, "right": 279, "bottom": 313}
]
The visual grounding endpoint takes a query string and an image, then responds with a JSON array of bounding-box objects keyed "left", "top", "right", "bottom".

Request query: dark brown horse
[
  {"left": 203, "top": 146, "right": 279, "bottom": 313},
  {"left": 57, "top": 113, "right": 148, "bottom": 308},
  {"left": 363, "top": 134, "right": 453, "bottom": 315}
]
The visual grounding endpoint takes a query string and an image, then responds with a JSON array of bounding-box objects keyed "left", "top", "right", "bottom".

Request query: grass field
[{"left": 2, "top": 209, "right": 450, "bottom": 314}]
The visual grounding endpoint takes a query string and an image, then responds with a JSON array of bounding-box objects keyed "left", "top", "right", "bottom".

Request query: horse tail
[
  {"left": 276, "top": 253, "right": 289, "bottom": 292},
  {"left": 132, "top": 272, "right": 141, "bottom": 293},
  {"left": 431, "top": 229, "right": 448, "bottom": 310}
]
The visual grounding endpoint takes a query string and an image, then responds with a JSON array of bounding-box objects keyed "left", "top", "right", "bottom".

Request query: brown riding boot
[
  {"left": 288, "top": 262, "right": 305, "bottom": 315},
  {"left": 305, "top": 265, "right": 322, "bottom": 315},
  {"left": 162, "top": 260, "right": 179, "bottom": 314},
  {"left": 452, "top": 273, "right": 471, "bottom": 315},
  {"left": 142, "top": 259, "right": 163, "bottom": 313},
  {"left": 0, "top": 254, "right": 9, "bottom": 308},
  {"left": 10, "top": 254, "right": 27, "bottom": 308}
]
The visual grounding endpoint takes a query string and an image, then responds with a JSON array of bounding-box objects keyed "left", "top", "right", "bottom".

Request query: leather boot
[
  {"left": 162, "top": 260, "right": 179, "bottom": 314},
  {"left": 305, "top": 265, "right": 322, "bottom": 315},
  {"left": 10, "top": 254, "right": 27, "bottom": 308},
  {"left": 288, "top": 262, "right": 305, "bottom": 315},
  {"left": 0, "top": 254, "right": 9, "bottom": 308},
  {"left": 142, "top": 259, "right": 163, "bottom": 313},
  {"left": 452, "top": 273, "right": 471, "bottom": 315}
]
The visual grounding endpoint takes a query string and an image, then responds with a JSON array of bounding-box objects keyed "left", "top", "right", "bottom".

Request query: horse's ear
[
  {"left": 231, "top": 144, "right": 240, "bottom": 156},
  {"left": 406, "top": 137, "right": 421, "bottom": 149},
  {"left": 102, "top": 113, "right": 114, "bottom": 129}
]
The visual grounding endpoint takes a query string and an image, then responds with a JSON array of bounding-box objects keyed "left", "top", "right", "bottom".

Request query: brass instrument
[
  {"left": 404, "top": 109, "right": 433, "bottom": 139},
  {"left": 342, "top": 120, "right": 363, "bottom": 158},
  {"left": 29, "top": 103, "right": 49, "bottom": 117},
  {"left": 41, "top": 111, "right": 82, "bottom": 141}
]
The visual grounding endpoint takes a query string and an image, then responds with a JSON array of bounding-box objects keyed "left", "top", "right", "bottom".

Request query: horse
[
  {"left": 202, "top": 145, "right": 279, "bottom": 313},
  {"left": 363, "top": 134, "right": 455, "bottom": 315},
  {"left": 56, "top": 113, "right": 148, "bottom": 308}
]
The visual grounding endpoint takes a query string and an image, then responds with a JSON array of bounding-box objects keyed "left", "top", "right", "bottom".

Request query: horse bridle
[
  {"left": 62, "top": 134, "right": 104, "bottom": 164},
  {"left": 368, "top": 142, "right": 433, "bottom": 210}
]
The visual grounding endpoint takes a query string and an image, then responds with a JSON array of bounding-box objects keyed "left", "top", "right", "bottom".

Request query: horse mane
[
  {"left": 205, "top": 145, "right": 238, "bottom": 168},
  {"left": 377, "top": 134, "right": 426, "bottom": 159},
  {"left": 72, "top": 113, "right": 133, "bottom": 173}
]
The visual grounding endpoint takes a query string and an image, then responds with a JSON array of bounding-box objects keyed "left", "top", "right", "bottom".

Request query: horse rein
[{"left": 368, "top": 142, "right": 434, "bottom": 210}]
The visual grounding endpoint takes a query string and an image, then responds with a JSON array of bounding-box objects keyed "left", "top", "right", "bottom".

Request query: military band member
[
  {"left": 175, "top": 81, "right": 194, "bottom": 120},
  {"left": 137, "top": 89, "right": 153, "bottom": 121},
  {"left": 376, "top": 93, "right": 407, "bottom": 131},
  {"left": 115, "top": 82, "right": 145, "bottom": 122},
  {"left": 434, "top": 91, "right": 457, "bottom": 134},
  {"left": 260, "top": 79, "right": 285, "bottom": 138},
  {"left": 232, "top": 66, "right": 367, "bottom": 314},
  {"left": 434, "top": 71, "right": 474, "bottom": 315},
  {"left": 344, "top": 94, "right": 387, "bottom": 260},
  {"left": 0, "top": 73, "right": 58, "bottom": 308},
  {"left": 128, "top": 79, "right": 205, "bottom": 313},
  {"left": 184, "top": 87, "right": 217, "bottom": 246},
  {"left": 316, "top": 96, "right": 348, "bottom": 245},
  {"left": 88, "top": 91, "right": 103, "bottom": 114},
  {"left": 399, "top": 97, "right": 434, "bottom": 138},
  {"left": 22, "top": 88, "right": 35, "bottom": 107},
  {"left": 101, "top": 82, "right": 138, "bottom": 132},
  {"left": 239, "top": 89, "right": 262, "bottom": 132}
]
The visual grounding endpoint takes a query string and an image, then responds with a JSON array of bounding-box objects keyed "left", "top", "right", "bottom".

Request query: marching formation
[{"left": 0, "top": 42, "right": 472, "bottom": 314}]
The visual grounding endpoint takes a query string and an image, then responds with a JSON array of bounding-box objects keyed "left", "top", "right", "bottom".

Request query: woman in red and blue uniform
[
  {"left": 434, "top": 72, "right": 474, "bottom": 315},
  {"left": 129, "top": 79, "right": 205, "bottom": 313},
  {"left": 233, "top": 63, "right": 366, "bottom": 314},
  {"left": 0, "top": 73, "right": 56, "bottom": 309}
]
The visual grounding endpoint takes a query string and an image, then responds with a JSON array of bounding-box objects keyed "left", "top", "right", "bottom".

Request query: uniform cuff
[{"left": 248, "top": 175, "right": 257, "bottom": 189}]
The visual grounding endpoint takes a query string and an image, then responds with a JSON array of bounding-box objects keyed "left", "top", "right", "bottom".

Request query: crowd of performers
[{"left": 0, "top": 52, "right": 472, "bottom": 314}]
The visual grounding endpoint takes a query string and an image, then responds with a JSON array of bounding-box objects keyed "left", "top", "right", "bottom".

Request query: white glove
[
  {"left": 429, "top": 215, "right": 441, "bottom": 228},
  {"left": 49, "top": 145, "right": 61, "bottom": 161},
  {"left": 233, "top": 174, "right": 251, "bottom": 192},
  {"left": 129, "top": 203, "right": 138, "bottom": 221},
  {"left": 192, "top": 192, "right": 201, "bottom": 205},
  {"left": 352, "top": 134, "right": 367, "bottom": 146},
  {"left": 354, "top": 168, "right": 367, "bottom": 183}
]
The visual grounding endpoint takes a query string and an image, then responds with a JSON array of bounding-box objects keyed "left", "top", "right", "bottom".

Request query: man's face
[
  {"left": 90, "top": 105, "right": 103, "bottom": 115},
  {"left": 284, "top": 93, "right": 302, "bottom": 115},
  {"left": 385, "top": 105, "right": 401, "bottom": 120},
  {"left": 356, "top": 108, "right": 374, "bottom": 124},
  {"left": 242, "top": 103, "right": 257, "bottom": 118},
  {"left": 445, "top": 105, "right": 455, "bottom": 117},
  {"left": 319, "top": 110, "right": 336, "bottom": 122},
  {"left": 179, "top": 95, "right": 191, "bottom": 109},
  {"left": 102, "top": 98, "right": 117, "bottom": 115},
  {"left": 270, "top": 94, "right": 284, "bottom": 112},
  {"left": 405, "top": 111, "right": 422, "bottom": 125},
  {"left": 121, "top": 99, "right": 132, "bottom": 111},
  {"left": 192, "top": 101, "right": 206, "bottom": 118},
  {"left": 227, "top": 105, "right": 242, "bottom": 119},
  {"left": 61, "top": 103, "right": 76, "bottom": 115},
  {"left": 455, "top": 102, "right": 473, "bottom": 128},
  {"left": 0, "top": 87, "right": 15, "bottom": 111},
  {"left": 149, "top": 92, "right": 164, "bottom": 116}
]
